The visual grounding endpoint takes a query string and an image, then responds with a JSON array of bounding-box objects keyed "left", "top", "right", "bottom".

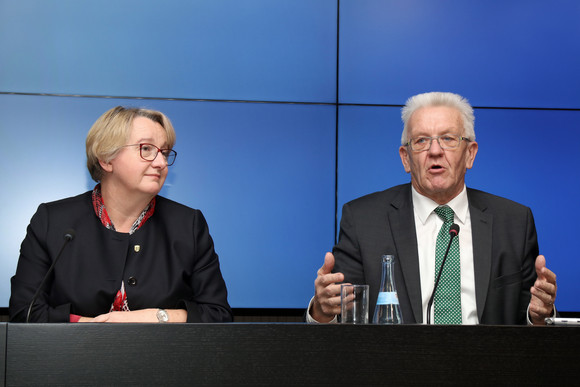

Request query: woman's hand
[{"left": 78, "top": 308, "right": 187, "bottom": 323}]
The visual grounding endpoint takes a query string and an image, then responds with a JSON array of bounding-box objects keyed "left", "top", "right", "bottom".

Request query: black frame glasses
[{"left": 121, "top": 143, "right": 177, "bottom": 166}]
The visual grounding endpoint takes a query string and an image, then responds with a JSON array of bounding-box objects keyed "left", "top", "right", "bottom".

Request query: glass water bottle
[{"left": 372, "top": 254, "right": 403, "bottom": 324}]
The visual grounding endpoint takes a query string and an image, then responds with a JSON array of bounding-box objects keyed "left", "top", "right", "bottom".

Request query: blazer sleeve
[
  {"left": 488, "top": 205, "right": 539, "bottom": 325},
  {"left": 9, "top": 204, "right": 72, "bottom": 322},
  {"left": 332, "top": 202, "right": 367, "bottom": 286},
  {"left": 517, "top": 207, "right": 540, "bottom": 323},
  {"left": 178, "top": 210, "right": 233, "bottom": 323},
  {"left": 474, "top": 194, "right": 541, "bottom": 325}
]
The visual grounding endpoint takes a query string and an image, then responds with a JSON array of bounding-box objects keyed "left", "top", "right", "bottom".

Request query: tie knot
[{"left": 434, "top": 205, "right": 454, "bottom": 224}]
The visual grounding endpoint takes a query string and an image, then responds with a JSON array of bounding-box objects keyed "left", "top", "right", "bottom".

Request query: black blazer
[
  {"left": 10, "top": 192, "right": 233, "bottom": 323},
  {"left": 333, "top": 183, "right": 538, "bottom": 325}
]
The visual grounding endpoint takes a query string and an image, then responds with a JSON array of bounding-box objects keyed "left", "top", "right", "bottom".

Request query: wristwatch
[{"left": 156, "top": 308, "right": 169, "bottom": 323}]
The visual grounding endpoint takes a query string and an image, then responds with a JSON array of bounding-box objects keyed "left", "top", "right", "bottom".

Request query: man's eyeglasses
[
  {"left": 121, "top": 143, "right": 177, "bottom": 166},
  {"left": 406, "top": 135, "right": 471, "bottom": 152}
]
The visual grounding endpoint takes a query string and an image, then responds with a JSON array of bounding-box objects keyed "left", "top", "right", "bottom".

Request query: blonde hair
[
  {"left": 401, "top": 92, "right": 475, "bottom": 145},
  {"left": 86, "top": 106, "right": 176, "bottom": 181}
]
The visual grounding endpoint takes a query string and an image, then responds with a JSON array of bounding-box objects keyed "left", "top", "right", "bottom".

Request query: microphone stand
[
  {"left": 426, "top": 225, "right": 459, "bottom": 325},
  {"left": 26, "top": 230, "right": 75, "bottom": 323}
]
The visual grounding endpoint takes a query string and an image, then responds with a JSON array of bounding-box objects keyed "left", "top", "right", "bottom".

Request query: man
[{"left": 308, "top": 92, "right": 557, "bottom": 325}]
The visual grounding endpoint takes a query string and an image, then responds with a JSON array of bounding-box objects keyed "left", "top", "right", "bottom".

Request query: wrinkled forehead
[{"left": 408, "top": 106, "right": 464, "bottom": 136}]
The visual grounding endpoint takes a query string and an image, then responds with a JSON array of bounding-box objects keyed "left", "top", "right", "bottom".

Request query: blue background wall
[{"left": 1, "top": 0, "right": 579, "bottom": 312}]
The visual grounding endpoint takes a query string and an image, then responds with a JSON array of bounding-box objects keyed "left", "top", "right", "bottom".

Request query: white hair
[{"left": 400, "top": 92, "right": 476, "bottom": 145}]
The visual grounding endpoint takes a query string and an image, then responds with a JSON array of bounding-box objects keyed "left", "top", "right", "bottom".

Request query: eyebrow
[
  {"left": 135, "top": 138, "right": 169, "bottom": 148},
  {"left": 135, "top": 137, "right": 154, "bottom": 143},
  {"left": 412, "top": 128, "right": 461, "bottom": 136}
]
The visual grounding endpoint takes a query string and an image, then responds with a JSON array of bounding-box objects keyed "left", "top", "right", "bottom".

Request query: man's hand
[
  {"left": 529, "top": 255, "right": 557, "bottom": 325},
  {"left": 311, "top": 252, "right": 346, "bottom": 323}
]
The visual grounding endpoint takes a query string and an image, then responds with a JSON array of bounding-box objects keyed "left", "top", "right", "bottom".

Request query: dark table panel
[{"left": 4, "top": 323, "right": 580, "bottom": 386}]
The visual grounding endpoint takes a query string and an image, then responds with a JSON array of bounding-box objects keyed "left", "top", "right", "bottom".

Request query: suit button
[{"left": 127, "top": 277, "right": 137, "bottom": 286}]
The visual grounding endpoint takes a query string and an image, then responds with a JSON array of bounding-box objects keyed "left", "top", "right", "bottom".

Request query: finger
[
  {"left": 535, "top": 255, "right": 553, "bottom": 282},
  {"left": 319, "top": 292, "right": 344, "bottom": 315},
  {"left": 530, "top": 285, "right": 555, "bottom": 306},
  {"left": 535, "top": 255, "right": 546, "bottom": 272},
  {"left": 529, "top": 296, "right": 553, "bottom": 314},
  {"left": 539, "top": 266, "right": 557, "bottom": 284},
  {"left": 319, "top": 282, "right": 347, "bottom": 300},
  {"left": 316, "top": 252, "right": 346, "bottom": 287},
  {"left": 92, "top": 313, "right": 110, "bottom": 323},
  {"left": 315, "top": 272, "right": 345, "bottom": 289},
  {"left": 534, "top": 278, "right": 557, "bottom": 297},
  {"left": 529, "top": 292, "right": 554, "bottom": 321},
  {"left": 315, "top": 282, "right": 346, "bottom": 316},
  {"left": 318, "top": 252, "right": 336, "bottom": 276},
  {"left": 534, "top": 271, "right": 557, "bottom": 296}
]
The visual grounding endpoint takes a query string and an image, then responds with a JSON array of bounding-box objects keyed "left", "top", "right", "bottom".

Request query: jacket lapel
[
  {"left": 467, "top": 190, "right": 493, "bottom": 322},
  {"left": 388, "top": 185, "right": 423, "bottom": 323}
]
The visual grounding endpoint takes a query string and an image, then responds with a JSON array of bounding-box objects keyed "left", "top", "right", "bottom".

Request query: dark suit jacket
[
  {"left": 10, "top": 192, "right": 233, "bottom": 323},
  {"left": 333, "top": 183, "right": 538, "bottom": 325}
]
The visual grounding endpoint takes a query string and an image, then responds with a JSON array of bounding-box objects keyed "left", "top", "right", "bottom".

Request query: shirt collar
[{"left": 412, "top": 185, "right": 469, "bottom": 226}]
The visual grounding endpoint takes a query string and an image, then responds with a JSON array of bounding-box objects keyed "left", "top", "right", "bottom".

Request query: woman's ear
[{"left": 98, "top": 159, "right": 113, "bottom": 173}]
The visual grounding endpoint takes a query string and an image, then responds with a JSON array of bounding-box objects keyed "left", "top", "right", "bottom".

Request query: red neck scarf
[{"left": 91, "top": 184, "right": 156, "bottom": 234}]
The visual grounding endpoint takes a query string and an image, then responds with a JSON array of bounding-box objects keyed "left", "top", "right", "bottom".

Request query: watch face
[{"left": 157, "top": 309, "right": 169, "bottom": 322}]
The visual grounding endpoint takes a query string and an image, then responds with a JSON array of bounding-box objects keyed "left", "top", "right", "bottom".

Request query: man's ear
[
  {"left": 465, "top": 141, "right": 478, "bottom": 170},
  {"left": 399, "top": 145, "right": 411, "bottom": 173}
]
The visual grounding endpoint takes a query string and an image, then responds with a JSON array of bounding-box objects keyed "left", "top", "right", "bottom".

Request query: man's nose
[{"left": 428, "top": 138, "right": 444, "bottom": 154}]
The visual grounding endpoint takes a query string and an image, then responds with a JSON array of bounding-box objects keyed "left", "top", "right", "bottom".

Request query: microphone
[
  {"left": 26, "top": 229, "right": 76, "bottom": 323},
  {"left": 426, "top": 224, "right": 459, "bottom": 325}
]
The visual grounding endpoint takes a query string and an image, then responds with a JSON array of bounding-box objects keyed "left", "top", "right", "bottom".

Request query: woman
[{"left": 10, "top": 106, "right": 232, "bottom": 323}]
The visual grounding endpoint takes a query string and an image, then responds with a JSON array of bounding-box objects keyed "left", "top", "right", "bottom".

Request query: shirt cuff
[
  {"left": 526, "top": 304, "right": 557, "bottom": 325},
  {"left": 306, "top": 296, "right": 338, "bottom": 324},
  {"left": 69, "top": 314, "right": 81, "bottom": 323}
]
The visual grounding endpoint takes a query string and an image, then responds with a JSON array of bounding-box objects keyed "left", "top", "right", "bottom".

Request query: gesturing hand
[
  {"left": 311, "top": 252, "right": 346, "bottom": 323},
  {"left": 529, "top": 255, "right": 557, "bottom": 325}
]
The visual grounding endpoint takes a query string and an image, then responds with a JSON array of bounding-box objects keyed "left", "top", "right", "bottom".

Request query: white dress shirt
[{"left": 412, "top": 185, "right": 478, "bottom": 324}]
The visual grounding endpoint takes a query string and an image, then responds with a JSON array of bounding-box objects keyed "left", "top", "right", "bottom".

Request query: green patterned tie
[{"left": 433, "top": 205, "right": 462, "bottom": 324}]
